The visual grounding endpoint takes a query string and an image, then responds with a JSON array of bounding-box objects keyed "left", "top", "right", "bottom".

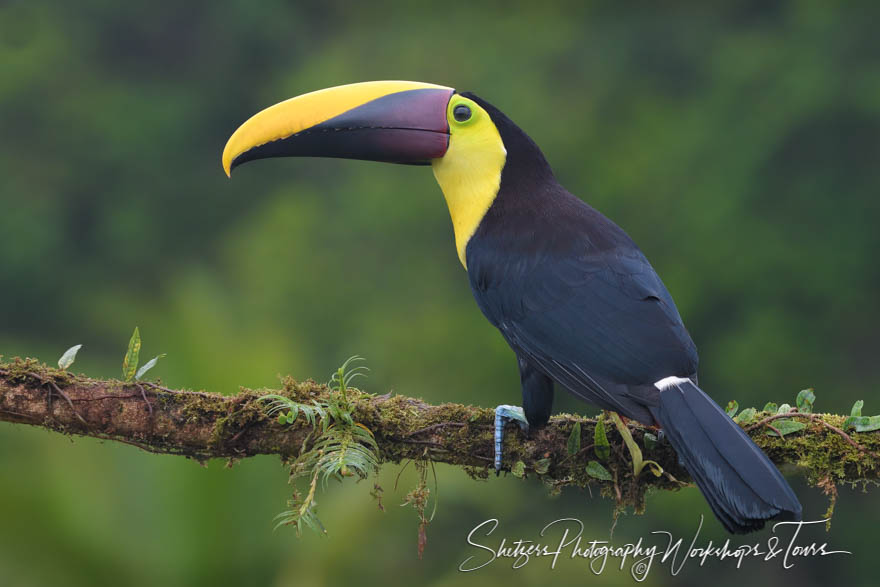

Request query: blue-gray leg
[
  {"left": 494, "top": 405, "right": 529, "bottom": 472},
  {"left": 494, "top": 358, "right": 555, "bottom": 472}
]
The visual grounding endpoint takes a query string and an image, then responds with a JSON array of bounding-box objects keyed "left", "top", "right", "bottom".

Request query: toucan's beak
[{"left": 222, "top": 81, "right": 454, "bottom": 176}]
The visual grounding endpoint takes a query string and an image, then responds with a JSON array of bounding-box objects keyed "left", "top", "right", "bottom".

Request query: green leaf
[
  {"left": 122, "top": 327, "right": 141, "bottom": 383},
  {"left": 643, "top": 432, "right": 657, "bottom": 451},
  {"left": 58, "top": 344, "right": 82, "bottom": 370},
  {"left": 843, "top": 401, "right": 865, "bottom": 431},
  {"left": 135, "top": 353, "right": 166, "bottom": 380},
  {"left": 796, "top": 389, "right": 815, "bottom": 413},
  {"left": 734, "top": 407, "right": 756, "bottom": 425},
  {"left": 854, "top": 416, "right": 880, "bottom": 432},
  {"left": 278, "top": 413, "right": 288, "bottom": 425},
  {"left": 762, "top": 402, "right": 778, "bottom": 413},
  {"left": 594, "top": 413, "right": 610, "bottom": 460},
  {"left": 644, "top": 460, "right": 663, "bottom": 477},
  {"left": 567, "top": 421, "right": 581, "bottom": 456},
  {"left": 585, "top": 461, "right": 612, "bottom": 481},
  {"left": 843, "top": 400, "right": 868, "bottom": 432},
  {"left": 535, "top": 458, "right": 551, "bottom": 474},
  {"left": 725, "top": 400, "right": 738, "bottom": 417},
  {"left": 844, "top": 414, "right": 880, "bottom": 432},
  {"left": 511, "top": 461, "right": 526, "bottom": 478},
  {"left": 766, "top": 419, "right": 806, "bottom": 437},
  {"left": 777, "top": 403, "right": 792, "bottom": 414},
  {"left": 608, "top": 411, "right": 652, "bottom": 477},
  {"left": 851, "top": 400, "right": 864, "bottom": 417}
]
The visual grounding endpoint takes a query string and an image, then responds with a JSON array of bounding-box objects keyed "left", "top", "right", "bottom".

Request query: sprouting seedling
[
  {"left": 121, "top": 327, "right": 165, "bottom": 382},
  {"left": 58, "top": 345, "right": 83, "bottom": 370}
]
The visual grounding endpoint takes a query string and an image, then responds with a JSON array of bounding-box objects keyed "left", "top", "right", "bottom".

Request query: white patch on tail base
[{"left": 654, "top": 376, "right": 690, "bottom": 391}]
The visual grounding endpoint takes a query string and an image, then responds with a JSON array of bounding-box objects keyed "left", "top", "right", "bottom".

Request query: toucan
[{"left": 222, "top": 81, "right": 802, "bottom": 533}]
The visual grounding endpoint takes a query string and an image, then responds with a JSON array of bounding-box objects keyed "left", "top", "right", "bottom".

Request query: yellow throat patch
[{"left": 431, "top": 95, "right": 507, "bottom": 269}]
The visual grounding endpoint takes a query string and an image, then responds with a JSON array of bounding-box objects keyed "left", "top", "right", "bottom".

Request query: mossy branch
[{"left": 1, "top": 357, "right": 878, "bottom": 513}]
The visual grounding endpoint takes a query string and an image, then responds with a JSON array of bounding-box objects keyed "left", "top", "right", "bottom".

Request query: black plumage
[
  {"left": 224, "top": 81, "right": 803, "bottom": 534},
  {"left": 462, "top": 93, "right": 801, "bottom": 533}
]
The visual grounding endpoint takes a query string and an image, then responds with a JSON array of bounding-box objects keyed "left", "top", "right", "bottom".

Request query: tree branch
[{"left": 2, "top": 357, "right": 878, "bottom": 511}]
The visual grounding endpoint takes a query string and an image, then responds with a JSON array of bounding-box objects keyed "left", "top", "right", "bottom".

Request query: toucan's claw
[{"left": 494, "top": 404, "right": 529, "bottom": 474}]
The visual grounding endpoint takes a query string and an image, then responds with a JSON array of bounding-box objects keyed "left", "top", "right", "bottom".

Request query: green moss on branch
[{"left": 2, "top": 357, "right": 878, "bottom": 514}]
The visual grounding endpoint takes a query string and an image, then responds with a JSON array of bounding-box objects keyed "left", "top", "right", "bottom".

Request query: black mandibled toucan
[{"left": 222, "top": 81, "right": 802, "bottom": 534}]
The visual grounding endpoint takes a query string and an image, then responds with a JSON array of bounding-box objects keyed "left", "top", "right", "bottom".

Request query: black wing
[{"left": 466, "top": 193, "right": 698, "bottom": 423}]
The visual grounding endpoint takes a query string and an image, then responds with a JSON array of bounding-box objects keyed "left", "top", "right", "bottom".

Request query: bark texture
[{"left": 2, "top": 357, "right": 878, "bottom": 511}]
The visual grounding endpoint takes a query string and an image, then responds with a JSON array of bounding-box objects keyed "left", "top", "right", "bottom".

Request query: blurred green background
[{"left": 1, "top": 1, "right": 878, "bottom": 585}]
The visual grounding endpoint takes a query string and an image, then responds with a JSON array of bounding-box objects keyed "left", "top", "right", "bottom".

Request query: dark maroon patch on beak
[{"left": 231, "top": 88, "right": 453, "bottom": 170}]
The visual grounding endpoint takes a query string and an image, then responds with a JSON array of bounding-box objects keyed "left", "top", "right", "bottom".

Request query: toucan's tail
[{"left": 649, "top": 377, "right": 802, "bottom": 534}]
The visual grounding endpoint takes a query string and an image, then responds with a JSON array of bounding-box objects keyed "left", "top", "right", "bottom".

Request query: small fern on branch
[{"left": 260, "top": 356, "right": 378, "bottom": 535}]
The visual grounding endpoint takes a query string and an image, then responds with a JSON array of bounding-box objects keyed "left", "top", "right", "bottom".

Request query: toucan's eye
[{"left": 453, "top": 104, "right": 472, "bottom": 123}]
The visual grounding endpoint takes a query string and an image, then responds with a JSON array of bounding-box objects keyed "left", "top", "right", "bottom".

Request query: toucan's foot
[{"left": 494, "top": 405, "right": 529, "bottom": 473}]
